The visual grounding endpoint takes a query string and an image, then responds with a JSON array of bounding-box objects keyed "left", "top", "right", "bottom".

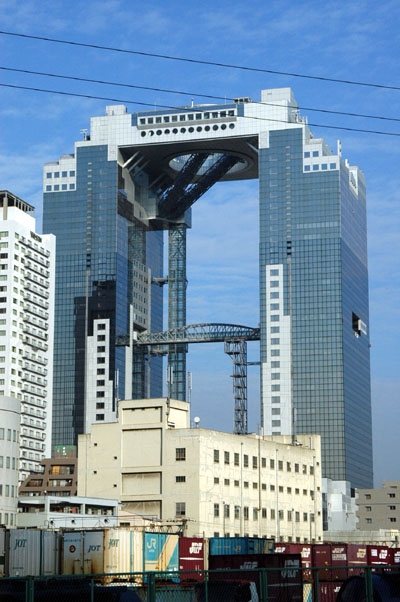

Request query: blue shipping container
[
  {"left": 209, "top": 537, "right": 274, "bottom": 556},
  {"left": 143, "top": 532, "right": 179, "bottom": 580}
]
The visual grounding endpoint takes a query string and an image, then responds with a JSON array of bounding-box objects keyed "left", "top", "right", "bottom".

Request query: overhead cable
[
  {"left": 1, "top": 30, "right": 400, "bottom": 92},
  {"left": 1, "top": 81, "right": 400, "bottom": 138}
]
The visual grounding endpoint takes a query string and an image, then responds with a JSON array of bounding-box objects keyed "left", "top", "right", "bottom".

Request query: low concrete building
[
  {"left": 19, "top": 445, "right": 77, "bottom": 497},
  {"left": 0, "top": 397, "right": 20, "bottom": 527},
  {"left": 78, "top": 398, "right": 323, "bottom": 541},
  {"left": 16, "top": 495, "right": 118, "bottom": 529},
  {"left": 357, "top": 481, "right": 400, "bottom": 530}
]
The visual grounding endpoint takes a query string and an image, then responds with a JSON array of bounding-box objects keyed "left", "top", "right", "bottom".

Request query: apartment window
[
  {"left": 252, "top": 456, "right": 257, "bottom": 469},
  {"left": 234, "top": 452, "right": 239, "bottom": 466},
  {"left": 366, "top": 506, "right": 372, "bottom": 512},
  {"left": 176, "top": 476, "right": 186, "bottom": 483},
  {"left": 234, "top": 480, "right": 239, "bottom": 487},
  {"left": 270, "top": 484, "right": 275, "bottom": 491},
  {"left": 96, "top": 391, "right": 105, "bottom": 398},
  {"left": 176, "top": 448, "right": 186, "bottom": 461},
  {"left": 278, "top": 460, "right": 283, "bottom": 471},
  {"left": 262, "top": 483, "right": 267, "bottom": 490},
  {"left": 244, "top": 454, "right": 249, "bottom": 468},
  {"left": 262, "top": 508, "right": 267, "bottom": 519},
  {"left": 295, "top": 512, "right": 300, "bottom": 522},
  {"left": 224, "top": 505, "right": 230, "bottom": 518},
  {"left": 288, "top": 510, "right": 292, "bottom": 521},
  {"left": 97, "top": 346, "right": 105, "bottom": 353},
  {"left": 310, "top": 465, "right": 314, "bottom": 475},
  {"left": 98, "top": 324, "right": 106, "bottom": 330},
  {"left": 224, "top": 478, "right": 230, "bottom": 486},
  {"left": 262, "top": 457, "right": 266, "bottom": 468},
  {"left": 96, "top": 414, "right": 104, "bottom": 420},
  {"left": 97, "top": 335, "right": 106, "bottom": 341},
  {"left": 244, "top": 481, "right": 249, "bottom": 488},
  {"left": 287, "top": 462, "right": 291, "bottom": 472},
  {"left": 389, "top": 506, "right": 396, "bottom": 510},
  {"left": 303, "top": 465, "right": 307, "bottom": 474},
  {"left": 97, "top": 369, "right": 105, "bottom": 375},
  {"left": 253, "top": 482, "right": 258, "bottom": 489},
  {"left": 270, "top": 459, "right": 275, "bottom": 469},
  {"left": 176, "top": 502, "right": 186, "bottom": 517},
  {"left": 278, "top": 510, "right": 284, "bottom": 520},
  {"left": 390, "top": 518, "right": 397, "bottom": 523},
  {"left": 214, "top": 477, "right": 219, "bottom": 484},
  {"left": 389, "top": 493, "right": 396, "bottom": 498},
  {"left": 295, "top": 463, "right": 299, "bottom": 473},
  {"left": 365, "top": 494, "right": 371, "bottom": 499},
  {"left": 303, "top": 489, "right": 307, "bottom": 496},
  {"left": 96, "top": 403, "right": 104, "bottom": 409},
  {"left": 303, "top": 513, "right": 308, "bottom": 522},
  {"left": 214, "top": 449, "right": 219, "bottom": 463},
  {"left": 279, "top": 486, "right": 283, "bottom": 493},
  {"left": 366, "top": 518, "right": 372, "bottom": 524},
  {"left": 253, "top": 508, "right": 258, "bottom": 520},
  {"left": 214, "top": 503, "right": 220, "bottom": 518},
  {"left": 235, "top": 506, "right": 240, "bottom": 519},
  {"left": 0, "top": 428, "right": 4, "bottom": 439},
  {"left": 97, "top": 380, "right": 105, "bottom": 386},
  {"left": 243, "top": 507, "right": 249, "bottom": 520},
  {"left": 97, "top": 357, "right": 105, "bottom": 364},
  {"left": 271, "top": 509, "right": 275, "bottom": 519},
  {"left": 224, "top": 451, "right": 230, "bottom": 465}
]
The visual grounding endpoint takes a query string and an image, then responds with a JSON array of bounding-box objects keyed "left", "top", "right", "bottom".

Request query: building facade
[
  {"left": 0, "top": 191, "right": 55, "bottom": 482},
  {"left": 78, "top": 398, "right": 323, "bottom": 542},
  {"left": 19, "top": 445, "right": 77, "bottom": 497},
  {"left": 0, "top": 396, "right": 20, "bottom": 526},
  {"left": 356, "top": 481, "right": 400, "bottom": 530},
  {"left": 43, "top": 87, "right": 372, "bottom": 487}
]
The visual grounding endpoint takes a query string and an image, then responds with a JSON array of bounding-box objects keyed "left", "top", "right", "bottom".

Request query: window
[
  {"left": 253, "top": 508, "right": 258, "bottom": 520},
  {"left": 97, "top": 346, "right": 105, "bottom": 353},
  {"left": 278, "top": 461, "right": 283, "bottom": 471},
  {"left": 96, "top": 403, "right": 104, "bottom": 409},
  {"left": 244, "top": 481, "right": 249, "bottom": 488},
  {"left": 270, "top": 484, "right": 275, "bottom": 491},
  {"left": 303, "top": 465, "right": 307, "bottom": 474},
  {"left": 287, "top": 462, "right": 291, "bottom": 472},
  {"left": 214, "top": 503, "right": 220, "bottom": 517},
  {"left": 253, "top": 482, "right": 258, "bottom": 489},
  {"left": 389, "top": 506, "right": 396, "bottom": 510},
  {"left": 235, "top": 506, "right": 240, "bottom": 519},
  {"left": 224, "top": 451, "right": 230, "bottom": 465},
  {"left": 366, "top": 506, "right": 371, "bottom": 512},
  {"left": 96, "top": 414, "right": 104, "bottom": 420},
  {"left": 97, "top": 335, "right": 106, "bottom": 341},
  {"left": 304, "top": 152, "right": 310, "bottom": 158},
  {"left": 270, "top": 459, "right": 275, "bottom": 469},
  {"left": 97, "top": 369, "right": 105, "bottom": 375},
  {"left": 224, "top": 505, "right": 230, "bottom": 518},
  {"left": 97, "top": 380, "right": 105, "bottom": 386},
  {"left": 295, "top": 463, "right": 299, "bottom": 473},
  {"left": 214, "top": 449, "right": 219, "bottom": 463},
  {"left": 271, "top": 509, "right": 275, "bottom": 519},
  {"left": 96, "top": 391, "right": 105, "bottom": 398},
  {"left": 214, "top": 477, "right": 219, "bottom": 484},
  {"left": 97, "top": 357, "right": 105, "bottom": 364},
  {"left": 366, "top": 518, "right": 372, "bottom": 524},
  {"left": 330, "top": 163, "right": 337, "bottom": 169},
  {"left": 310, "top": 465, "right": 314, "bottom": 475},
  {"left": 262, "top": 457, "right": 266, "bottom": 468},
  {"left": 270, "top": 303, "right": 279, "bottom": 310},
  {"left": 390, "top": 518, "right": 397, "bottom": 523},
  {"left": 243, "top": 507, "right": 249, "bottom": 520},
  {"left": 176, "top": 448, "right": 186, "bottom": 461},
  {"left": 270, "top": 291, "right": 279, "bottom": 299},
  {"left": 234, "top": 452, "right": 239, "bottom": 466},
  {"left": 224, "top": 478, "right": 230, "bottom": 486},
  {"left": 176, "top": 502, "right": 186, "bottom": 517},
  {"left": 270, "top": 281, "right": 279, "bottom": 288},
  {"left": 312, "top": 151, "right": 319, "bottom": 157},
  {"left": 243, "top": 454, "right": 249, "bottom": 468},
  {"left": 234, "top": 480, "right": 239, "bottom": 487},
  {"left": 176, "top": 476, "right": 186, "bottom": 483},
  {"left": 252, "top": 456, "right": 257, "bottom": 469},
  {"left": 303, "top": 513, "right": 308, "bottom": 522},
  {"left": 262, "top": 483, "right": 266, "bottom": 490},
  {"left": 295, "top": 512, "right": 300, "bottom": 522},
  {"left": 389, "top": 493, "right": 396, "bottom": 498}
]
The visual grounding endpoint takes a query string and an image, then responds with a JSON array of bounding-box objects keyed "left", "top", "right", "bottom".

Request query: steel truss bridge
[{"left": 135, "top": 323, "right": 260, "bottom": 435}]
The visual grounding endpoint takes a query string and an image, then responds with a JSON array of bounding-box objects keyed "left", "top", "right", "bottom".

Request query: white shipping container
[
  {"left": 103, "top": 528, "right": 143, "bottom": 578},
  {"left": 63, "top": 530, "right": 104, "bottom": 575},
  {"left": 8, "top": 529, "right": 59, "bottom": 576}
]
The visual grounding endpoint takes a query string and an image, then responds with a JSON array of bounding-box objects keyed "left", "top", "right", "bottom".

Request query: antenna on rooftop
[{"left": 80, "top": 129, "right": 89, "bottom": 141}]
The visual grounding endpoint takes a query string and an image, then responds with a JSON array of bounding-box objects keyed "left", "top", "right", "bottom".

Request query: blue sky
[{"left": 0, "top": 0, "right": 399, "bottom": 486}]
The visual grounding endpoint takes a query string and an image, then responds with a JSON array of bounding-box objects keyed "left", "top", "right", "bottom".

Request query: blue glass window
[
  {"left": 62, "top": 184, "right": 67, "bottom": 190},
  {"left": 304, "top": 165, "right": 311, "bottom": 171},
  {"left": 69, "top": 184, "right": 75, "bottom": 190},
  {"left": 330, "top": 163, "right": 337, "bottom": 169},
  {"left": 54, "top": 185, "right": 59, "bottom": 191},
  {"left": 54, "top": 172, "right": 60, "bottom": 178},
  {"left": 304, "top": 152, "right": 310, "bottom": 158},
  {"left": 312, "top": 165, "right": 319, "bottom": 171},
  {"left": 62, "top": 171, "right": 67, "bottom": 177},
  {"left": 312, "top": 151, "right": 319, "bottom": 157},
  {"left": 46, "top": 173, "right": 52, "bottom": 179},
  {"left": 46, "top": 185, "right": 51, "bottom": 191},
  {"left": 322, "top": 164, "right": 328, "bottom": 170}
]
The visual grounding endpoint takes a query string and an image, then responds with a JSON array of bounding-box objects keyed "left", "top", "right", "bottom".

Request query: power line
[
  {"left": 2, "top": 81, "right": 400, "bottom": 138},
  {"left": 2, "top": 65, "right": 400, "bottom": 124},
  {"left": 1, "top": 29, "right": 400, "bottom": 93}
]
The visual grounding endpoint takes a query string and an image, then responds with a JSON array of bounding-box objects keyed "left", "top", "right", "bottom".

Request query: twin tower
[{"left": 43, "top": 87, "right": 373, "bottom": 488}]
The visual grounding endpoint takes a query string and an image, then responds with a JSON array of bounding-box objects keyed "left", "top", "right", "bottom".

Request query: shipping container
[
  {"left": 8, "top": 529, "right": 59, "bottom": 576},
  {"left": 347, "top": 544, "right": 367, "bottom": 577},
  {"left": 0, "top": 527, "right": 6, "bottom": 577},
  {"left": 393, "top": 549, "right": 400, "bottom": 566},
  {"left": 62, "top": 530, "right": 104, "bottom": 575},
  {"left": 179, "top": 537, "right": 205, "bottom": 581},
  {"left": 275, "top": 544, "right": 313, "bottom": 582},
  {"left": 143, "top": 532, "right": 179, "bottom": 578},
  {"left": 209, "top": 553, "right": 302, "bottom": 602},
  {"left": 209, "top": 536, "right": 274, "bottom": 556},
  {"left": 103, "top": 528, "right": 142, "bottom": 577},
  {"left": 330, "top": 545, "right": 348, "bottom": 581},
  {"left": 367, "top": 545, "right": 393, "bottom": 568},
  {"left": 312, "top": 545, "right": 332, "bottom": 582},
  {"left": 303, "top": 582, "right": 313, "bottom": 602}
]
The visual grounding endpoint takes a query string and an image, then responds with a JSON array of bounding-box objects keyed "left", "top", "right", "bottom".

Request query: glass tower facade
[
  {"left": 259, "top": 127, "right": 373, "bottom": 488},
  {"left": 43, "top": 144, "right": 163, "bottom": 446}
]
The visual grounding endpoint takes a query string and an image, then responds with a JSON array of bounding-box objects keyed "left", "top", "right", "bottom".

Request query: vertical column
[{"left": 168, "top": 224, "right": 187, "bottom": 400}]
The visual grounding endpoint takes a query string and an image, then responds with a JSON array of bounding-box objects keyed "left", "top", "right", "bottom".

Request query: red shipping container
[
  {"left": 209, "top": 553, "right": 303, "bottom": 602},
  {"left": 312, "top": 545, "right": 332, "bottom": 582},
  {"left": 347, "top": 544, "right": 367, "bottom": 576},
  {"left": 368, "top": 545, "right": 393, "bottom": 568},
  {"left": 331, "top": 581, "right": 343, "bottom": 600},
  {"left": 317, "top": 581, "right": 333, "bottom": 602},
  {"left": 393, "top": 549, "right": 400, "bottom": 567},
  {"left": 179, "top": 537, "right": 205, "bottom": 581},
  {"left": 330, "top": 545, "right": 348, "bottom": 581},
  {"left": 275, "top": 544, "right": 313, "bottom": 582}
]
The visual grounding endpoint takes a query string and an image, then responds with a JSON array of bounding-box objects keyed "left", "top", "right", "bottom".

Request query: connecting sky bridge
[{"left": 118, "top": 323, "right": 260, "bottom": 435}]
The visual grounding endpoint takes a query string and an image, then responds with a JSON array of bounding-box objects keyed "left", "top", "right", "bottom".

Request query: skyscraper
[
  {"left": 0, "top": 191, "right": 55, "bottom": 482},
  {"left": 43, "top": 88, "right": 372, "bottom": 487}
]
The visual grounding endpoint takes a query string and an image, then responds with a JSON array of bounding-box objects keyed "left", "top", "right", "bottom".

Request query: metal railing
[{"left": 0, "top": 565, "right": 398, "bottom": 601}]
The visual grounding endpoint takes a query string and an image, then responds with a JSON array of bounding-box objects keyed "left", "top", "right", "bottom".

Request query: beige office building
[
  {"left": 78, "top": 398, "right": 323, "bottom": 541},
  {"left": 357, "top": 481, "right": 400, "bottom": 530}
]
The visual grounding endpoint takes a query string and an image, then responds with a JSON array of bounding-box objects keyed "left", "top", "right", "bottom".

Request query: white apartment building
[
  {"left": 0, "top": 191, "right": 55, "bottom": 482},
  {"left": 78, "top": 398, "right": 323, "bottom": 541}
]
